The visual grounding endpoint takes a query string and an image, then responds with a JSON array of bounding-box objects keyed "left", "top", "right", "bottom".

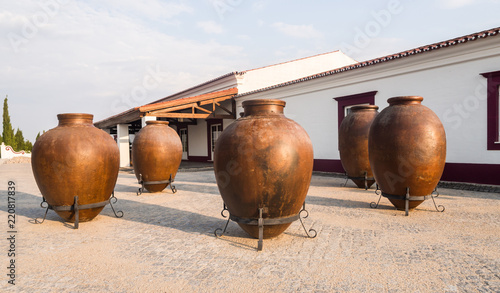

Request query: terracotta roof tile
[{"left": 236, "top": 26, "right": 500, "bottom": 99}]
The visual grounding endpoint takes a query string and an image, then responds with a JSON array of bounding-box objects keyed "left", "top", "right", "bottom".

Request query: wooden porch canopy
[
  {"left": 139, "top": 87, "right": 238, "bottom": 120},
  {"left": 94, "top": 87, "right": 238, "bottom": 129}
]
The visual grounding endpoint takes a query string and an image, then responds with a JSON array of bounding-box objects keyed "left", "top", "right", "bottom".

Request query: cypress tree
[
  {"left": 2, "top": 96, "right": 14, "bottom": 147},
  {"left": 14, "top": 128, "right": 25, "bottom": 151},
  {"left": 25, "top": 140, "right": 33, "bottom": 152}
]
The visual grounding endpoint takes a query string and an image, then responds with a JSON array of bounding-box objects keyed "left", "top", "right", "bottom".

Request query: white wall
[
  {"left": 236, "top": 37, "right": 500, "bottom": 165},
  {"left": 117, "top": 124, "right": 130, "bottom": 167},
  {"left": 188, "top": 119, "right": 208, "bottom": 157},
  {"left": 238, "top": 51, "right": 357, "bottom": 94},
  {"left": 0, "top": 142, "right": 31, "bottom": 159}
]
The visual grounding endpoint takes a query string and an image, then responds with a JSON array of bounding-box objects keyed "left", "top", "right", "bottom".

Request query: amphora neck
[
  {"left": 388, "top": 96, "right": 423, "bottom": 106},
  {"left": 57, "top": 113, "right": 94, "bottom": 126},
  {"left": 242, "top": 99, "right": 285, "bottom": 116}
]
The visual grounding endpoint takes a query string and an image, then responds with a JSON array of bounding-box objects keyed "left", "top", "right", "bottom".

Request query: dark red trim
[
  {"left": 313, "top": 159, "right": 500, "bottom": 185},
  {"left": 187, "top": 156, "right": 210, "bottom": 162},
  {"left": 441, "top": 162, "right": 500, "bottom": 185},
  {"left": 481, "top": 70, "right": 500, "bottom": 150},
  {"left": 313, "top": 159, "right": 345, "bottom": 173},
  {"left": 206, "top": 119, "right": 223, "bottom": 161},
  {"left": 333, "top": 91, "right": 377, "bottom": 127}
]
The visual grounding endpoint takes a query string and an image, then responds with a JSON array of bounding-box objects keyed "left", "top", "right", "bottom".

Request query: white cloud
[
  {"left": 438, "top": 0, "right": 479, "bottom": 9},
  {"left": 341, "top": 37, "right": 410, "bottom": 62},
  {"left": 252, "top": 1, "right": 266, "bottom": 10},
  {"left": 271, "top": 22, "right": 323, "bottom": 39},
  {"left": 84, "top": 0, "right": 193, "bottom": 20},
  {"left": 0, "top": 0, "right": 244, "bottom": 140},
  {"left": 237, "top": 34, "right": 251, "bottom": 41},
  {"left": 197, "top": 20, "right": 224, "bottom": 34}
]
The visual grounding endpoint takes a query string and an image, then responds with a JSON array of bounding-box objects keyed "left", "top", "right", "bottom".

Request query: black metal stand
[
  {"left": 214, "top": 202, "right": 317, "bottom": 251},
  {"left": 137, "top": 173, "right": 177, "bottom": 195},
  {"left": 370, "top": 185, "right": 445, "bottom": 216},
  {"left": 35, "top": 192, "right": 124, "bottom": 229},
  {"left": 343, "top": 172, "right": 374, "bottom": 190}
]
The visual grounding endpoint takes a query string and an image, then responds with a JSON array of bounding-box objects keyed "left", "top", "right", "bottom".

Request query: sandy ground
[{"left": 0, "top": 162, "right": 499, "bottom": 292}]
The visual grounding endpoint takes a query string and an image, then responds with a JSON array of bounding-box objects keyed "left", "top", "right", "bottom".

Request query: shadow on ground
[{"left": 1, "top": 188, "right": 262, "bottom": 250}]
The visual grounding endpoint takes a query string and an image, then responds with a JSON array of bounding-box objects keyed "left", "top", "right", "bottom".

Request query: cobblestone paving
[
  {"left": 0, "top": 163, "right": 499, "bottom": 292},
  {"left": 437, "top": 181, "right": 500, "bottom": 193}
]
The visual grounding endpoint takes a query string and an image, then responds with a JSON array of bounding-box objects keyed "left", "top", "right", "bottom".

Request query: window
[
  {"left": 206, "top": 119, "right": 223, "bottom": 161},
  {"left": 179, "top": 129, "right": 188, "bottom": 152},
  {"left": 333, "top": 91, "right": 377, "bottom": 127},
  {"left": 480, "top": 70, "right": 500, "bottom": 150},
  {"left": 211, "top": 124, "right": 222, "bottom": 152}
]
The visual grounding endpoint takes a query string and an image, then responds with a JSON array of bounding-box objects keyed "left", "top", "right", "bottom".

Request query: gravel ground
[
  {"left": 0, "top": 157, "right": 32, "bottom": 165},
  {"left": 0, "top": 163, "right": 499, "bottom": 292}
]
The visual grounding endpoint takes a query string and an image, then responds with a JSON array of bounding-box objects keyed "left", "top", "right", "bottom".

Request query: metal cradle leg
[
  {"left": 257, "top": 207, "right": 264, "bottom": 251},
  {"left": 405, "top": 187, "right": 410, "bottom": 217},
  {"left": 370, "top": 184, "right": 382, "bottom": 208},
  {"left": 214, "top": 203, "right": 230, "bottom": 237},
  {"left": 73, "top": 196, "right": 80, "bottom": 229},
  {"left": 35, "top": 197, "right": 50, "bottom": 224}
]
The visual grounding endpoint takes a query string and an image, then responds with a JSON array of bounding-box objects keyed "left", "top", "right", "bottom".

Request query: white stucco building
[
  {"left": 95, "top": 50, "right": 357, "bottom": 165},
  {"left": 95, "top": 26, "right": 500, "bottom": 185}
]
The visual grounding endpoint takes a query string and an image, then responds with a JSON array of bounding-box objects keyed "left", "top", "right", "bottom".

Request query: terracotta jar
[
  {"left": 368, "top": 97, "right": 446, "bottom": 210},
  {"left": 31, "top": 113, "right": 120, "bottom": 222},
  {"left": 339, "top": 105, "right": 379, "bottom": 189},
  {"left": 132, "top": 121, "right": 182, "bottom": 193},
  {"left": 214, "top": 99, "right": 314, "bottom": 239}
]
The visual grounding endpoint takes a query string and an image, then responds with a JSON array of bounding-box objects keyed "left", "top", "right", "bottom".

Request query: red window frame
[
  {"left": 333, "top": 91, "right": 377, "bottom": 128},
  {"left": 481, "top": 70, "right": 500, "bottom": 150}
]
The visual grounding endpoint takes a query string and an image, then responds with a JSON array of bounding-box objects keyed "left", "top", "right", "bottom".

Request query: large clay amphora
[
  {"left": 132, "top": 121, "right": 182, "bottom": 193},
  {"left": 214, "top": 99, "right": 314, "bottom": 239},
  {"left": 339, "top": 105, "right": 379, "bottom": 189},
  {"left": 368, "top": 97, "right": 446, "bottom": 210},
  {"left": 31, "top": 113, "right": 120, "bottom": 222}
]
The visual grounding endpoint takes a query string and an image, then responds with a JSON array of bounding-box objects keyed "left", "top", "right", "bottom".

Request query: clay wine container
[
  {"left": 132, "top": 121, "right": 182, "bottom": 192},
  {"left": 339, "top": 105, "right": 379, "bottom": 188},
  {"left": 368, "top": 96, "right": 446, "bottom": 210},
  {"left": 214, "top": 99, "right": 314, "bottom": 239},
  {"left": 31, "top": 113, "right": 120, "bottom": 222}
]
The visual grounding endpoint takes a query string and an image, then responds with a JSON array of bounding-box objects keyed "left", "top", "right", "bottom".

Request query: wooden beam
[
  {"left": 94, "top": 108, "right": 141, "bottom": 129},
  {"left": 194, "top": 105, "right": 212, "bottom": 114},
  {"left": 232, "top": 98, "right": 237, "bottom": 118},
  {"left": 139, "top": 87, "right": 238, "bottom": 112},
  {"left": 150, "top": 113, "right": 211, "bottom": 119},
  {"left": 209, "top": 114, "right": 235, "bottom": 120},
  {"left": 148, "top": 103, "right": 197, "bottom": 115},
  {"left": 198, "top": 94, "right": 234, "bottom": 106},
  {"left": 215, "top": 102, "right": 233, "bottom": 115}
]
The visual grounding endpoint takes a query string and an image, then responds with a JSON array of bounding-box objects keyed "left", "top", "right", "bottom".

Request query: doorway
[
  {"left": 179, "top": 128, "right": 188, "bottom": 160},
  {"left": 210, "top": 123, "right": 222, "bottom": 161}
]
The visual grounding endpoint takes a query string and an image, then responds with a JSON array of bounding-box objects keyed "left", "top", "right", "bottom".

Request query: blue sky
[{"left": 1, "top": 0, "right": 500, "bottom": 141}]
